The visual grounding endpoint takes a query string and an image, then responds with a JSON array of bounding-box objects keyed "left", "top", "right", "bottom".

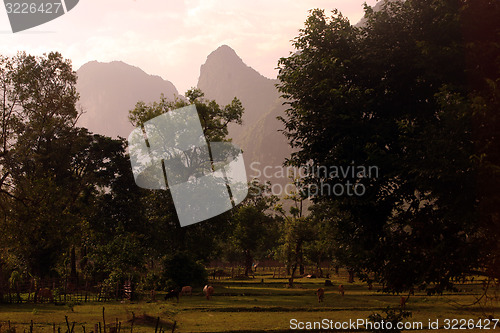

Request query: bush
[
  {"left": 367, "top": 307, "right": 412, "bottom": 333},
  {"left": 140, "top": 271, "right": 161, "bottom": 291},
  {"left": 160, "top": 252, "right": 208, "bottom": 289}
]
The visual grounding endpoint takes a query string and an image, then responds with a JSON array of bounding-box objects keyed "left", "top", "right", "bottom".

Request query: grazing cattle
[
  {"left": 181, "top": 286, "right": 192, "bottom": 296},
  {"left": 316, "top": 288, "right": 325, "bottom": 303},
  {"left": 338, "top": 284, "right": 345, "bottom": 296},
  {"left": 37, "top": 288, "right": 54, "bottom": 303},
  {"left": 164, "top": 289, "right": 180, "bottom": 303},
  {"left": 203, "top": 285, "right": 214, "bottom": 300}
]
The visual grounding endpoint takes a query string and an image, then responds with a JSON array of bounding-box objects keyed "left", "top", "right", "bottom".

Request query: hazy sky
[{"left": 0, "top": 0, "right": 378, "bottom": 93}]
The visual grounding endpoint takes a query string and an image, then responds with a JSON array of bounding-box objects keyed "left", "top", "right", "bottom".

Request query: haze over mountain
[
  {"left": 197, "top": 45, "right": 281, "bottom": 142},
  {"left": 76, "top": 61, "right": 178, "bottom": 138},
  {"left": 76, "top": 46, "right": 292, "bottom": 184},
  {"left": 197, "top": 45, "right": 291, "bottom": 180},
  {"left": 72, "top": 0, "right": 391, "bottom": 193}
]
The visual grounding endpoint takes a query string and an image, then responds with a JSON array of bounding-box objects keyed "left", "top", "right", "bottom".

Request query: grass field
[{"left": 0, "top": 272, "right": 498, "bottom": 332}]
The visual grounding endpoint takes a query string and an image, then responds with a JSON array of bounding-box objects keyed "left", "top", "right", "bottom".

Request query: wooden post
[
  {"left": 64, "top": 276, "right": 67, "bottom": 302},
  {"left": 102, "top": 307, "right": 106, "bottom": 333},
  {"left": 65, "top": 316, "right": 71, "bottom": 333},
  {"left": 154, "top": 317, "right": 159, "bottom": 333}
]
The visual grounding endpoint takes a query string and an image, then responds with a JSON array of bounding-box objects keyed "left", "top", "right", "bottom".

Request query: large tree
[
  {"left": 128, "top": 88, "right": 244, "bottom": 261},
  {"left": 0, "top": 52, "right": 130, "bottom": 278},
  {"left": 223, "top": 180, "right": 279, "bottom": 276},
  {"left": 277, "top": 0, "right": 500, "bottom": 292}
]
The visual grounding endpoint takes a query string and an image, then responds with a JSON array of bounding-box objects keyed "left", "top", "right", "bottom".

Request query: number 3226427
[
  {"left": 5, "top": 2, "right": 63, "bottom": 14},
  {"left": 443, "top": 318, "right": 498, "bottom": 330}
]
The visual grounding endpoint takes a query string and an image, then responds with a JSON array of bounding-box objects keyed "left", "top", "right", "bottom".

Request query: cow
[
  {"left": 37, "top": 288, "right": 54, "bottom": 303},
  {"left": 203, "top": 285, "right": 214, "bottom": 300},
  {"left": 316, "top": 288, "right": 325, "bottom": 303},
  {"left": 164, "top": 289, "right": 180, "bottom": 303},
  {"left": 181, "top": 286, "right": 192, "bottom": 296},
  {"left": 338, "top": 284, "right": 345, "bottom": 296}
]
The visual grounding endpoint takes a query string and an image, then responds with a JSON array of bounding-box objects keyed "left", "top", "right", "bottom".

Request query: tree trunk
[
  {"left": 244, "top": 250, "right": 253, "bottom": 277},
  {"left": 348, "top": 269, "right": 355, "bottom": 283},
  {"left": 70, "top": 246, "right": 77, "bottom": 282},
  {"left": 288, "top": 264, "right": 298, "bottom": 288}
]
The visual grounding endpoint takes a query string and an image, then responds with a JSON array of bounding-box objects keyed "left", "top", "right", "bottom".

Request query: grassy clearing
[{"left": 0, "top": 273, "right": 498, "bottom": 332}]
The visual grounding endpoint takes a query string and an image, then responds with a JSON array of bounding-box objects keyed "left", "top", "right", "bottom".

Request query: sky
[{"left": 0, "top": 0, "right": 378, "bottom": 94}]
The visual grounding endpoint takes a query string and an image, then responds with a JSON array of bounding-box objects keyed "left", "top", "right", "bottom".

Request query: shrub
[
  {"left": 160, "top": 252, "right": 208, "bottom": 289},
  {"left": 367, "top": 307, "right": 412, "bottom": 333}
]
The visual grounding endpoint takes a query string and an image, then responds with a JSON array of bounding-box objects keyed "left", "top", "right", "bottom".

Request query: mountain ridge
[
  {"left": 75, "top": 45, "right": 292, "bottom": 184},
  {"left": 76, "top": 60, "right": 178, "bottom": 138}
]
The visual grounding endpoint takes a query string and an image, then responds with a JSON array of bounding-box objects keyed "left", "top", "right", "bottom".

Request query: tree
[
  {"left": 129, "top": 88, "right": 243, "bottom": 143},
  {"left": 161, "top": 251, "right": 208, "bottom": 289},
  {"left": 128, "top": 88, "right": 244, "bottom": 262},
  {"left": 0, "top": 52, "right": 132, "bottom": 279},
  {"left": 277, "top": 0, "right": 500, "bottom": 292},
  {"left": 0, "top": 52, "right": 80, "bottom": 277},
  {"left": 224, "top": 180, "right": 279, "bottom": 276},
  {"left": 274, "top": 177, "right": 315, "bottom": 286}
]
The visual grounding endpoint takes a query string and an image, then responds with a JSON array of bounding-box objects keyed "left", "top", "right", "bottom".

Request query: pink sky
[{"left": 0, "top": 0, "right": 378, "bottom": 93}]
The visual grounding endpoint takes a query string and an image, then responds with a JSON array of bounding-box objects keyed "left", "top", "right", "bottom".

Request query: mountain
[
  {"left": 76, "top": 61, "right": 178, "bottom": 138},
  {"left": 75, "top": 47, "right": 293, "bottom": 185},
  {"left": 198, "top": 45, "right": 281, "bottom": 142},
  {"left": 197, "top": 45, "right": 291, "bottom": 182}
]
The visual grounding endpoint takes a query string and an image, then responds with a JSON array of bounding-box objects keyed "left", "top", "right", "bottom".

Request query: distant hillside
[
  {"left": 75, "top": 48, "right": 293, "bottom": 185},
  {"left": 76, "top": 61, "right": 178, "bottom": 138},
  {"left": 197, "top": 45, "right": 281, "bottom": 143},
  {"left": 197, "top": 45, "right": 291, "bottom": 182}
]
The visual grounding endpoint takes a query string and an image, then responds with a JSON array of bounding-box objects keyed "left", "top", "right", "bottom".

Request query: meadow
[{"left": 0, "top": 270, "right": 497, "bottom": 332}]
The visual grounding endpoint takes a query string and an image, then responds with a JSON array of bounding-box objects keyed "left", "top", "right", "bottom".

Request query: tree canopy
[{"left": 277, "top": 0, "right": 500, "bottom": 292}]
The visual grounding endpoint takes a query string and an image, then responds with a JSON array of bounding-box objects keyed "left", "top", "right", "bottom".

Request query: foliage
[
  {"left": 160, "top": 251, "right": 208, "bottom": 289},
  {"left": 0, "top": 52, "right": 81, "bottom": 276},
  {"left": 0, "top": 52, "right": 145, "bottom": 282},
  {"left": 277, "top": 0, "right": 500, "bottom": 292},
  {"left": 367, "top": 307, "right": 412, "bottom": 333},
  {"left": 129, "top": 88, "right": 243, "bottom": 143},
  {"left": 222, "top": 180, "right": 279, "bottom": 275},
  {"left": 128, "top": 88, "right": 245, "bottom": 264}
]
